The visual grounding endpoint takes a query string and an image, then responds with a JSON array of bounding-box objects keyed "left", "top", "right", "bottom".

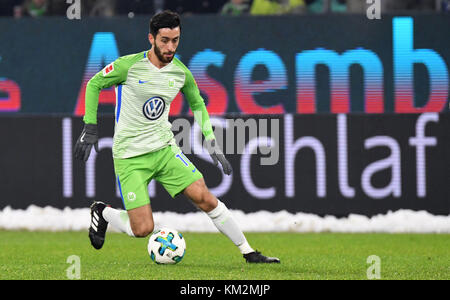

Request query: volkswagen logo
[{"left": 143, "top": 97, "right": 165, "bottom": 120}]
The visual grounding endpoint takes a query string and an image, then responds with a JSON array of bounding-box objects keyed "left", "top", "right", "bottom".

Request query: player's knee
[{"left": 132, "top": 223, "right": 154, "bottom": 238}]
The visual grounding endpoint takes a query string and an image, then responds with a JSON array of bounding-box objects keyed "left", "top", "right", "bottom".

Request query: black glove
[
  {"left": 206, "top": 139, "right": 232, "bottom": 175},
  {"left": 74, "top": 123, "right": 99, "bottom": 162}
]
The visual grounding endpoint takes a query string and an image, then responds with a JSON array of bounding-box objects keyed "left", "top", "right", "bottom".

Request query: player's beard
[{"left": 153, "top": 42, "right": 175, "bottom": 64}]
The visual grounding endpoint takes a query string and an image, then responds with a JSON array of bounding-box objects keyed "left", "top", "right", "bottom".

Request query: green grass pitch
[{"left": 0, "top": 230, "right": 448, "bottom": 280}]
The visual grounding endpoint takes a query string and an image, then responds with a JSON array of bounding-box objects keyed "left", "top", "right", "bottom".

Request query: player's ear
[{"left": 148, "top": 33, "right": 154, "bottom": 46}]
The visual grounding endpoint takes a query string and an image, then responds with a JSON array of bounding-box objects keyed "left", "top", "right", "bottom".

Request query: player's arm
[
  {"left": 182, "top": 70, "right": 215, "bottom": 140},
  {"left": 182, "top": 69, "right": 232, "bottom": 175},
  {"left": 84, "top": 61, "right": 127, "bottom": 125},
  {"left": 74, "top": 59, "right": 127, "bottom": 161}
]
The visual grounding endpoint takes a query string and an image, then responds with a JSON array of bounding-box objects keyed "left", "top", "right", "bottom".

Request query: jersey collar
[{"left": 146, "top": 50, "right": 173, "bottom": 71}]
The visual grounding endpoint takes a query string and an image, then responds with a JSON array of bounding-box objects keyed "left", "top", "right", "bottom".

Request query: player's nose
[{"left": 168, "top": 42, "right": 176, "bottom": 53}]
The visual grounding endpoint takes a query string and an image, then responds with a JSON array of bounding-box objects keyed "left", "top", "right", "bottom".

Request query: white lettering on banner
[
  {"left": 62, "top": 118, "right": 73, "bottom": 198},
  {"left": 148, "top": 180, "right": 156, "bottom": 199},
  {"left": 63, "top": 113, "right": 439, "bottom": 201},
  {"left": 241, "top": 137, "right": 277, "bottom": 199},
  {"left": 361, "top": 136, "right": 402, "bottom": 199},
  {"left": 285, "top": 114, "right": 327, "bottom": 198},
  {"left": 408, "top": 113, "right": 439, "bottom": 198},
  {"left": 337, "top": 114, "right": 355, "bottom": 198}
]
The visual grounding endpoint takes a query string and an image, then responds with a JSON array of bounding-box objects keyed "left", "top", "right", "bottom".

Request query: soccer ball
[{"left": 148, "top": 228, "right": 186, "bottom": 264}]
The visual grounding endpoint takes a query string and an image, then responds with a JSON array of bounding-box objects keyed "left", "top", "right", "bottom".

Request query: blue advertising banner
[{"left": 0, "top": 15, "right": 448, "bottom": 115}]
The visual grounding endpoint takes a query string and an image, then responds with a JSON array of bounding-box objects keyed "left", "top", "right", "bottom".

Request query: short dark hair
[{"left": 149, "top": 10, "right": 181, "bottom": 37}]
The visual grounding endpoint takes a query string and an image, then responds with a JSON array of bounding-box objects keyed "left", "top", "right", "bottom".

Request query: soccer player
[{"left": 74, "top": 10, "right": 279, "bottom": 264}]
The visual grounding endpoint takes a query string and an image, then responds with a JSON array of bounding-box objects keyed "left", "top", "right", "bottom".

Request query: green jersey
[{"left": 84, "top": 50, "right": 215, "bottom": 159}]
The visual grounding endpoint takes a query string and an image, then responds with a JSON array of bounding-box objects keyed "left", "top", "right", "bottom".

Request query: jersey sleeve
[
  {"left": 83, "top": 54, "right": 139, "bottom": 125},
  {"left": 181, "top": 68, "right": 216, "bottom": 141}
]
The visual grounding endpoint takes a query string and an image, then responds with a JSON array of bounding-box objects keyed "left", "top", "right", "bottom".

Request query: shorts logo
[
  {"left": 127, "top": 192, "right": 136, "bottom": 202},
  {"left": 143, "top": 97, "right": 165, "bottom": 120}
]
